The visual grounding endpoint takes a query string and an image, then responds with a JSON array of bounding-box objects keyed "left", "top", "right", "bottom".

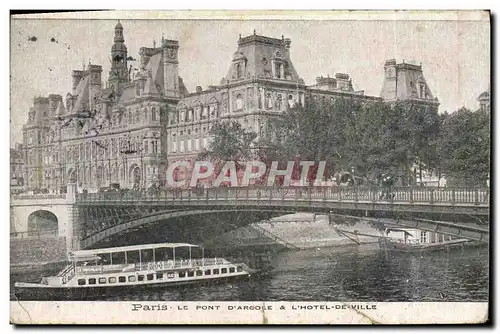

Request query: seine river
[{"left": 11, "top": 243, "right": 488, "bottom": 302}]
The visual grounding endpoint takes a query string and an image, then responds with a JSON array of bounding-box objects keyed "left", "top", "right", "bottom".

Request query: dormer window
[
  {"left": 236, "top": 63, "right": 242, "bottom": 79},
  {"left": 419, "top": 83, "right": 426, "bottom": 99},
  {"left": 232, "top": 52, "right": 247, "bottom": 80}
]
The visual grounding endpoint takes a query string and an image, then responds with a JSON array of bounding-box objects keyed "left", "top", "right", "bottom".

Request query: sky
[{"left": 10, "top": 12, "right": 490, "bottom": 146}]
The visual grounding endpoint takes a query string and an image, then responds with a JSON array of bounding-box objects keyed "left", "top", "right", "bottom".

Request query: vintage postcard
[{"left": 9, "top": 10, "right": 490, "bottom": 324}]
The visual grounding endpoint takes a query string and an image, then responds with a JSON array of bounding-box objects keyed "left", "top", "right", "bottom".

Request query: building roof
[
  {"left": 72, "top": 75, "right": 90, "bottom": 112},
  {"left": 224, "top": 33, "right": 300, "bottom": 83},
  {"left": 118, "top": 85, "right": 136, "bottom": 103},
  {"left": 143, "top": 52, "right": 163, "bottom": 95},
  {"left": 478, "top": 90, "right": 490, "bottom": 100}
]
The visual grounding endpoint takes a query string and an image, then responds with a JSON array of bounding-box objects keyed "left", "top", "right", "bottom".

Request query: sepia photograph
[{"left": 8, "top": 10, "right": 490, "bottom": 324}]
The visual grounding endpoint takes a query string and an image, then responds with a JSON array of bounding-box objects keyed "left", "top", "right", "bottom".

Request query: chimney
[
  {"left": 72, "top": 70, "right": 84, "bottom": 94},
  {"left": 196, "top": 86, "right": 203, "bottom": 93}
]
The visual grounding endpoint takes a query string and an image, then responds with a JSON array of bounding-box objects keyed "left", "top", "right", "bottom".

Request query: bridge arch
[
  {"left": 27, "top": 209, "right": 59, "bottom": 237},
  {"left": 81, "top": 208, "right": 293, "bottom": 249}
]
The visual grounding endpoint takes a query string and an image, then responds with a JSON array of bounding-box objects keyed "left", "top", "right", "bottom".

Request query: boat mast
[
  {"left": 202, "top": 247, "right": 205, "bottom": 266},
  {"left": 173, "top": 247, "right": 176, "bottom": 265},
  {"left": 153, "top": 248, "right": 156, "bottom": 263}
]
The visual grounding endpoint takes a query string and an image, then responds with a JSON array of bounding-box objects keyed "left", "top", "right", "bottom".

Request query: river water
[{"left": 11, "top": 243, "right": 488, "bottom": 302}]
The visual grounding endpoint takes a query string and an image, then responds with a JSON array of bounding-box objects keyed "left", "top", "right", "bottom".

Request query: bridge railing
[
  {"left": 12, "top": 194, "right": 67, "bottom": 201},
  {"left": 75, "top": 186, "right": 490, "bottom": 205}
]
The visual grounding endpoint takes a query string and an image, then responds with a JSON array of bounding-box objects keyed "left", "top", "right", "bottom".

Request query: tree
[
  {"left": 261, "top": 96, "right": 442, "bottom": 186},
  {"left": 199, "top": 120, "right": 257, "bottom": 162},
  {"left": 436, "top": 108, "right": 490, "bottom": 186},
  {"left": 259, "top": 95, "right": 363, "bottom": 178}
]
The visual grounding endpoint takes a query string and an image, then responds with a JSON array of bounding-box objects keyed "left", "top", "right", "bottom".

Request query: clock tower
[{"left": 108, "top": 20, "right": 129, "bottom": 94}]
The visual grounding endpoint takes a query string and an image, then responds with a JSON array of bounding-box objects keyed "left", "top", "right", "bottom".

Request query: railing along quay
[{"left": 75, "top": 186, "right": 490, "bottom": 206}]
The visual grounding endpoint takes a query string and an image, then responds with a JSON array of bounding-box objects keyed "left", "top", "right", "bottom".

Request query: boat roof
[
  {"left": 69, "top": 242, "right": 200, "bottom": 257},
  {"left": 68, "top": 254, "right": 102, "bottom": 262}
]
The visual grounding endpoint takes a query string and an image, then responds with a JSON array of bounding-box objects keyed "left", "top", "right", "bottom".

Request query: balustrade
[{"left": 75, "top": 186, "right": 489, "bottom": 205}]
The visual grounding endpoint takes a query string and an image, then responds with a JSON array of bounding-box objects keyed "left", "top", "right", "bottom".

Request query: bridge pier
[{"left": 65, "top": 183, "right": 81, "bottom": 251}]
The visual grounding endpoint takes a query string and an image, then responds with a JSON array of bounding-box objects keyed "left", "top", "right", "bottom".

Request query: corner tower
[
  {"left": 108, "top": 20, "right": 129, "bottom": 93},
  {"left": 380, "top": 59, "right": 438, "bottom": 105}
]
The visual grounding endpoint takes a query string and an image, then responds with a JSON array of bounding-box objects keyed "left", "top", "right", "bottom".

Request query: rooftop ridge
[{"left": 238, "top": 34, "right": 286, "bottom": 46}]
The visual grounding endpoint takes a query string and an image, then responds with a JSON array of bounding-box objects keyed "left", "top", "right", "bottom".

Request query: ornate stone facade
[{"left": 20, "top": 22, "right": 439, "bottom": 191}]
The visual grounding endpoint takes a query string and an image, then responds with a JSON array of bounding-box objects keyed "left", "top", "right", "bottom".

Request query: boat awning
[{"left": 70, "top": 242, "right": 201, "bottom": 257}]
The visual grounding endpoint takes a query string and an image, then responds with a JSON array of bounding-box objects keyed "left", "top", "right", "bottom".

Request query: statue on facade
[{"left": 266, "top": 92, "right": 273, "bottom": 109}]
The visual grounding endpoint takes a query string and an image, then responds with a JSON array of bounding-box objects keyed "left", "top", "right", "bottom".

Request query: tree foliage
[
  {"left": 435, "top": 108, "right": 490, "bottom": 186},
  {"left": 199, "top": 120, "right": 257, "bottom": 163},
  {"left": 197, "top": 95, "right": 489, "bottom": 187},
  {"left": 260, "top": 96, "right": 443, "bottom": 186}
]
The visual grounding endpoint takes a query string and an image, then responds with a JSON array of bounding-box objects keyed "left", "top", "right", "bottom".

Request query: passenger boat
[
  {"left": 378, "top": 228, "right": 476, "bottom": 253},
  {"left": 14, "top": 242, "right": 255, "bottom": 299}
]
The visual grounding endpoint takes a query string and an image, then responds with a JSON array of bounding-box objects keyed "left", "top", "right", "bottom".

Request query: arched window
[
  {"left": 236, "top": 94, "right": 244, "bottom": 110},
  {"left": 152, "top": 108, "right": 158, "bottom": 121},
  {"left": 236, "top": 63, "right": 242, "bottom": 79}
]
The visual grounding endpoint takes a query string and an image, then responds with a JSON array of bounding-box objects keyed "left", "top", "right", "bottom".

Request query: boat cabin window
[
  {"left": 125, "top": 250, "right": 140, "bottom": 264},
  {"left": 138, "top": 275, "right": 144, "bottom": 281},
  {"left": 147, "top": 274, "right": 154, "bottom": 281},
  {"left": 99, "top": 277, "right": 107, "bottom": 284},
  {"left": 204, "top": 269, "right": 211, "bottom": 275},
  {"left": 179, "top": 271, "right": 186, "bottom": 278},
  {"left": 88, "top": 278, "right": 97, "bottom": 285},
  {"left": 109, "top": 277, "right": 117, "bottom": 283},
  {"left": 78, "top": 279, "right": 86, "bottom": 286},
  {"left": 221, "top": 268, "right": 228, "bottom": 274},
  {"left": 141, "top": 249, "right": 154, "bottom": 263},
  {"left": 237, "top": 266, "right": 243, "bottom": 272},
  {"left": 188, "top": 271, "right": 194, "bottom": 277},
  {"left": 119, "top": 276, "right": 126, "bottom": 283},
  {"left": 111, "top": 252, "right": 126, "bottom": 265},
  {"left": 156, "top": 273, "right": 163, "bottom": 280},
  {"left": 167, "top": 272, "right": 175, "bottom": 279},
  {"left": 196, "top": 270, "right": 203, "bottom": 276},
  {"left": 213, "top": 269, "right": 220, "bottom": 275},
  {"left": 97, "top": 253, "right": 112, "bottom": 265},
  {"left": 229, "top": 267, "right": 235, "bottom": 273},
  {"left": 128, "top": 276, "right": 136, "bottom": 282}
]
